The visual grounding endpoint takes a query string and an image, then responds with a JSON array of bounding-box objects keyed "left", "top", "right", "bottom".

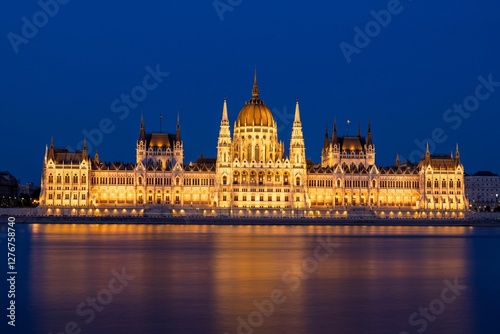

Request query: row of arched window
[
  {"left": 426, "top": 179, "right": 462, "bottom": 188},
  {"left": 48, "top": 173, "right": 86, "bottom": 184}
]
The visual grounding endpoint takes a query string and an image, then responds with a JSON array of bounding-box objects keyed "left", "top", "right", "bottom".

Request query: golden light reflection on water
[{"left": 28, "top": 223, "right": 474, "bottom": 333}]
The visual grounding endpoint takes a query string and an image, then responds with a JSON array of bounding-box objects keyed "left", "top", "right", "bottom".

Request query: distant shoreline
[{"left": 3, "top": 215, "right": 500, "bottom": 227}]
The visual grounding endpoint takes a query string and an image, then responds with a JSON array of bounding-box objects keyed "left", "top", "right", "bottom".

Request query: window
[
  {"left": 82, "top": 175, "right": 87, "bottom": 183},
  {"left": 48, "top": 194, "right": 53, "bottom": 200},
  {"left": 222, "top": 176, "right": 227, "bottom": 185},
  {"left": 73, "top": 175, "right": 78, "bottom": 183},
  {"left": 296, "top": 177, "right": 301, "bottom": 186},
  {"left": 48, "top": 174, "right": 53, "bottom": 183},
  {"left": 56, "top": 175, "right": 61, "bottom": 184}
]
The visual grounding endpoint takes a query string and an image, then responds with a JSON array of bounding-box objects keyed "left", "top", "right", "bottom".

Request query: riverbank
[{"left": 3, "top": 214, "right": 500, "bottom": 227}]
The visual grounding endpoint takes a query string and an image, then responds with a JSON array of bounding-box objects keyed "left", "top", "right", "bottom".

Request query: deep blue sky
[{"left": 1, "top": 1, "right": 500, "bottom": 184}]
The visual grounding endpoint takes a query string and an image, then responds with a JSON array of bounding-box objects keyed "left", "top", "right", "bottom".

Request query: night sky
[{"left": 2, "top": 1, "right": 500, "bottom": 184}]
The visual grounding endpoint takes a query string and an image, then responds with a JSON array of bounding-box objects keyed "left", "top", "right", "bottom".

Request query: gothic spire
[
  {"left": 82, "top": 137, "right": 87, "bottom": 160},
  {"left": 222, "top": 96, "right": 228, "bottom": 122},
  {"left": 294, "top": 98, "right": 301, "bottom": 124},
  {"left": 331, "top": 117, "right": 338, "bottom": 145},
  {"left": 139, "top": 113, "right": 146, "bottom": 142},
  {"left": 366, "top": 119, "right": 373, "bottom": 146},
  {"left": 324, "top": 123, "right": 329, "bottom": 149},
  {"left": 176, "top": 112, "right": 181, "bottom": 142},
  {"left": 48, "top": 136, "right": 55, "bottom": 161},
  {"left": 252, "top": 68, "right": 259, "bottom": 98},
  {"left": 455, "top": 143, "right": 461, "bottom": 165}
]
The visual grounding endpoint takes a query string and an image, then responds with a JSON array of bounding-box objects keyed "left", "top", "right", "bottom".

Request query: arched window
[
  {"left": 48, "top": 174, "right": 53, "bottom": 183},
  {"left": 372, "top": 179, "right": 376, "bottom": 188},
  {"left": 250, "top": 171, "right": 256, "bottom": 183},
  {"left": 337, "top": 179, "right": 341, "bottom": 188},
  {"left": 222, "top": 175, "right": 227, "bottom": 185},
  {"left": 449, "top": 180, "right": 453, "bottom": 188},
  {"left": 434, "top": 179, "right": 439, "bottom": 188},
  {"left": 81, "top": 174, "right": 87, "bottom": 183},
  {"left": 175, "top": 177, "right": 180, "bottom": 186},
  {"left": 233, "top": 171, "right": 240, "bottom": 184},
  {"left": 64, "top": 174, "right": 70, "bottom": 183},
  {"left": 56, "top": 174, "right": 61, "bottom": 183},
  {"left": 73, "top": 174, "right": 78, "bottom": 183},
  {"left": 284, "top": 173, "right": 289, "bottom": 185},
  {"left": 138, "top": 177, "right": 143, "bottom": 185},
  {"left": 457, "top": 180, "right": 461, "bottom": 188},
  {"left": 442, "top": 179, "right": 446, "bottom": 188},
  {"left": 427, "top": 179, "right": 431, "bottom": 187},
  {"left": 296, "top": 176, "right": 301, "bottom": 186}
]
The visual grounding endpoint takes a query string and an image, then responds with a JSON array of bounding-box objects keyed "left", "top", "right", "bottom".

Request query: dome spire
[
  {"left": 294, "top": 98, "right": 301, "bottom": 123},
  {"left": 252, "top": 68, "right": 259, "bottom": 98},
  {"left": 222, "top": 96, "right": 228, "bottom": 122}
]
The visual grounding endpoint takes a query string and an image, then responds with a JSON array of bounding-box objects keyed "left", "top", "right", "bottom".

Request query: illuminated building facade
[{"left": 39, "top": 73, "right": 467, "bottom": 218}]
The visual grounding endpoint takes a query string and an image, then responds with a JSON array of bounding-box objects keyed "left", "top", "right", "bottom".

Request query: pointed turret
[
  {"left": 48, "top": 136, "right": 55, "bottom": 161},
  {"left": 293, "top": 98, "right": 301, "bottom": 124},
  {"left": 94, "top": 148, "right": 99, "bottom": 164},
  {"left": 82, "top": 137, "right": 87, "bottom": 160},
  {"left": 366, "top": 119, "right": 373, "bottom": 146},
  {"left": 323, "top": 123, "right": 329, "bottom": 149},
  {"left": 395, "top": 153, "right": 400, "bottom": 167},
  {"left": 222, "top": 96, "right": 229, "bottom": 123},
  {"left": 331, "top": 117, "right": 338, "bottom": 145},
  {"left": 139, "top": 113, "right": 146, "bottom": 142},
  {"left": 252, "top": 68, "right": 259, "bottom": 98},
  {"left": 424, "top": 142, "right": 431, "bottom": 165},
  {"left": 357, "top": 122, "right": 361, "bottom": 137},
  {"left": 176, "top": 112, "right": 181, "bottom": 142},
  {"left": 455, "top": 143, "right": 461, "bottom": 166}
]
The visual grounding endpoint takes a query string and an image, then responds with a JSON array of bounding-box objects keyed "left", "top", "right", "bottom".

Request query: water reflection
[{"left": 22, "top": 224, "right": 485, "bottom": 333}]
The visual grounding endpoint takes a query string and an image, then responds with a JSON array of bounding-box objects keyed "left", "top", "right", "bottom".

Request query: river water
[{"left": 2, "top": 223, "right": 500, "bottom": 334}]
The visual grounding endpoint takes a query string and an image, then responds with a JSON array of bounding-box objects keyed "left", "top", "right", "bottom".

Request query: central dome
[{"left": 235, "top": 71, "right": 275, "bottom": 127}]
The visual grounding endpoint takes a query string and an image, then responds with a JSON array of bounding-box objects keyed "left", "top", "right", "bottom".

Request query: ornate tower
[
  {"left": 136, "top": 114, "right": 146, "bottom": 164},
  {"left": 216, "top": 97, "right": 232, "bottom": 208},
  {"left": 290, "top": 99, "right": 306, "bottom": 166},
  {"left": 173, "top": 113, "right": 184, "bottom": 166}
]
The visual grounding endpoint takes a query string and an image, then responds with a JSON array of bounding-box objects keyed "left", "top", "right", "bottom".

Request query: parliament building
[{"left": 39, "top": 72, "right": 467, "bottom": 218}]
